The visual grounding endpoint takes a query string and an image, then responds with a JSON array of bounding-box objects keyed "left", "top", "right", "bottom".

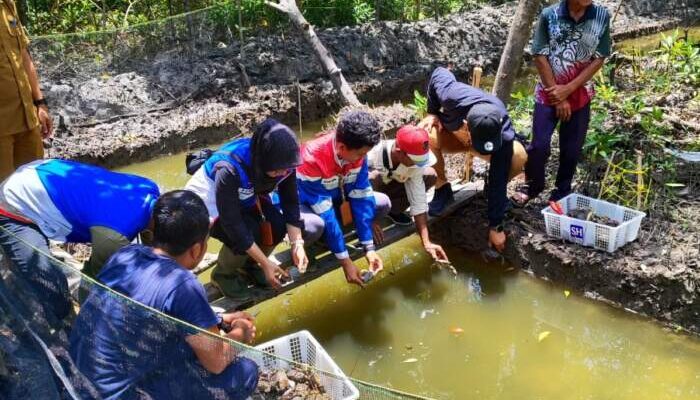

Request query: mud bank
[
  {"left": 37, "top": 0, "right": 699, "bottom": 168},
  {"left": 46, "top": 76, "right": 423, "bottom": 168},
  {"left": 431, "top": 193, "right": 700, "bottom": 336}
]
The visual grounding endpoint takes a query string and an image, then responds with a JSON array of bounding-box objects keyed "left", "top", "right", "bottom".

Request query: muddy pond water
[
  {"left": 117, "top": 118, "right": 700, "bottom": 400},
  {"left": 115, "top": 31, "right": 700, "bottom": 398},
  {"left": 246, "top": 236, "right": 700, "bottom": 400}
]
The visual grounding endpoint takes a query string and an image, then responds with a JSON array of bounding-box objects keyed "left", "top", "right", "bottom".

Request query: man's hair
[
  {"left": 336, "top": 111, "right": 382, "bottom": 150},
  {"left": 152, "top": 190, "right": 209, "bottom": 256}
]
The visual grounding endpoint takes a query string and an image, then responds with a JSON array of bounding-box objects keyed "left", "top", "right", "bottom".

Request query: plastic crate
[
  {"left": 541, "top": 193, "right": 646, "bottom": 253},
  {"left": 247, "top": 330, "right": 359, "bottom": 400}
]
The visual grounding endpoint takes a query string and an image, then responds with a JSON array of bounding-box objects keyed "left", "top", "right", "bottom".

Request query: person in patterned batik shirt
[{"left": 514, "top": 0, "right": 611, "bottom": 205}]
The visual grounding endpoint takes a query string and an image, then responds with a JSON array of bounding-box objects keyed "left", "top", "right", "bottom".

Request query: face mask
[{"left": 254, "top": 172, "right": 281, "bottom": 194}]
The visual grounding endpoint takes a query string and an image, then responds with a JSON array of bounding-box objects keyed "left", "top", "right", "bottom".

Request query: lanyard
[
  {"left": 381, "top": 141, "right": 398, "bottom": 179},
  {"left": 0, "top": 206, "right": 33, "bottom": 224}
]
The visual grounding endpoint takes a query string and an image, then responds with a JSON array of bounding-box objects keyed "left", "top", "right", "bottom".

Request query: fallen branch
[
  {"left": 640, "top": 107, "right": 700, "bottom": 132},
  {"left": 73, "top": 105, "right": 176, "bottom": 128},
  {"left": 663, "top": 114, "right": 700, "bottom": 133},
  {"left": 265, "top": 0, "right": 361, "bottom": 106}
]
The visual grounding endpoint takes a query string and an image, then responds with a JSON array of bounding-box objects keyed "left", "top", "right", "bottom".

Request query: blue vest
[{"left": 203, "top": 139, "right": 257, "bottom": 209}]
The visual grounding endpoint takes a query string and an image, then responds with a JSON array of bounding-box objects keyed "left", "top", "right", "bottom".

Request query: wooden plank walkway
[{"left": 203, "top": 183, "right": 479, "bottom": 312}]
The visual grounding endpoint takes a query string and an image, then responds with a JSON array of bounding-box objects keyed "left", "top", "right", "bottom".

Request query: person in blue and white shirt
[
  {"left": 0, "top": 159, "right": 160, "bottom": 320},
  {"left": 185, "top": 119, "right": 314, "bottom": 300}
]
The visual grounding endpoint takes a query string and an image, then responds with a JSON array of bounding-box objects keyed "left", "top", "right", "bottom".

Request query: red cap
[{"left": 396, "top": 125, "right": 431, "bottom": 167}]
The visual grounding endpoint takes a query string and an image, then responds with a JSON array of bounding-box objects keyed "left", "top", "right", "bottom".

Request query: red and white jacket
[{"left": 296, "top": 133, "right": 376, "bottom": 259}]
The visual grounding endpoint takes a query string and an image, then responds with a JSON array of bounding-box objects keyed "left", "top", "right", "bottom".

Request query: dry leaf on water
[{"left": 449, "top": 327, "right": 465, "bottom": 335}]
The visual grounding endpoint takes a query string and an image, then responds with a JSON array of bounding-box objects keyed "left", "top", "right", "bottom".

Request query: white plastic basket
[
  {"left": 247, "top": 330, "right": 359, "bottom": 400},
  {"left": 541, "top": 193, "right": 646, "bottom": 253}
]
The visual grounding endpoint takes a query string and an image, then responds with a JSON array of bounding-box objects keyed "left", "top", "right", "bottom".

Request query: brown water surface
[{"left": 249, "top": 236, "right": 700, "bottom": 400}]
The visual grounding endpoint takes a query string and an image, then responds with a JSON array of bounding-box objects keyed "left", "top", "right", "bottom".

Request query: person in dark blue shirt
[
  {"left": 420, "top": 67, "right": 528, "bottom": 252},
  {"left": 70, "top": 190, "right": 259, "bottom": 400}
]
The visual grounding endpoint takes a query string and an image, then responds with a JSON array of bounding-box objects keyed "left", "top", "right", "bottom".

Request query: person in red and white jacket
[{"left": 297, "top": 111, "right": 390, "bottom": 287}]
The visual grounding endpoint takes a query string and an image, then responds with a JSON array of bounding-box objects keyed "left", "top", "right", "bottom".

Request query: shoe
[
  {"left": 429, "top": 183, "right": 454, "bottom": 216},
  {"left": 388, "top": 212, "right": 413, "bottom": 226},
  {"left": 211, "top": 273, "right": 254, "bottom": 301},
  {"left": 549, "top": 189, "right": 570, "bottom": 203},
  {"left": 243, "top": 261, "right": 269, "bottom": 287}
]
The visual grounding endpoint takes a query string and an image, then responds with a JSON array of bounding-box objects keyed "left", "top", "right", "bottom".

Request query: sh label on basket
[{"left": 570, "top": 224, "right": 585, "bottom": 242}]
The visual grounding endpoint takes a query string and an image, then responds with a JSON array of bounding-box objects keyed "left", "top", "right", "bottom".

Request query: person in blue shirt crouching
[
  {"left": 70, "top": 190, "right": 259, "bottom": 400},
  {"left": 0, "top": 159, "right": 160, "bottom": 323}
]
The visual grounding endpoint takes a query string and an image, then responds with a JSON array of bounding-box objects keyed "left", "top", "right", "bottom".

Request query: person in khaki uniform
[{"left": 0, "top": 0, "right": 53, "bottom": 181}]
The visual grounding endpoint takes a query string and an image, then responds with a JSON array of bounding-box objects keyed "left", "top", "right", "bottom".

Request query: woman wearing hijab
[{"left": 186, "top": 119, "right": 320, "bottom": 299}]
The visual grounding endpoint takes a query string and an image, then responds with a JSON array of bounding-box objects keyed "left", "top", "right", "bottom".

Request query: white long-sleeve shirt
[{"left": 367, "top": 140, "right": 432, "bottom": 216}]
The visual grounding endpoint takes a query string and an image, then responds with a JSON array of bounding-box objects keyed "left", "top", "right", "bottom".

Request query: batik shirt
[{"left": 531, "top": 1, "right": 612, "bottom": 111}]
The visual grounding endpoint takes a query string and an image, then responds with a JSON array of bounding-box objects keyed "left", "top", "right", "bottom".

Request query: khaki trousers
[
  {"left": 0, "top": 126, "right": 43, "bottom": 181},
  {"left": 426, "top": 121, "right": 528, "bottom": 187},
  {"left": 83, "top": 226, "right": 131, "bottom": 278}
]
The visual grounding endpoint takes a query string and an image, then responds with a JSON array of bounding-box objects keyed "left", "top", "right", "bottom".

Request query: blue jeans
[
  {"left": 301, "top": 192, "right": 392, "bottom": 243},
  {"left": 140, "top": 356, "right": 259, "bottom": 399},
  {"left": 0, "top": 216, "right": 71, "bottom": 321}
]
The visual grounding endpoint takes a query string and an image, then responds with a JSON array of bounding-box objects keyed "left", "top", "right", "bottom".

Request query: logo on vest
[
  {"left": 321, "top": 176, "right": 340, "bottom": 189},
  {"left": 344, "top": 172, "right": 358, "bottom": 184},
  {"left": 238, "top": 187, "right": 254, "bottom": 200}
]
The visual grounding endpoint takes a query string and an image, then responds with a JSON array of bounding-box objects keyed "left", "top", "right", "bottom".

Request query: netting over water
[
  {"left": 0, "top": 224, "right": 430, "bottom": 399},
  {"left": 31, "top": 2, "right": 246, "bottom": 77}
]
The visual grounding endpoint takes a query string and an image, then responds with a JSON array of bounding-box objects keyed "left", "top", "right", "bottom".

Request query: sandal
[{"left": 510, "top": 191, "right": 531, "bottom": 208}]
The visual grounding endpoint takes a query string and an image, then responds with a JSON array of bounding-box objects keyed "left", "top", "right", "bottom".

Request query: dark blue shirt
[
  {"left": 426, "top": 67, "right": 516, "bottom": 140},
  {"left": 69, "top": 245, "right": 218, "bottom": 400},
  {"left": 426, "top": 67, "right": 514, "bottom": 227}
]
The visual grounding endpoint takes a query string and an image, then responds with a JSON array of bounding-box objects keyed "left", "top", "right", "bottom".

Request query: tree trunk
[
  {"left": 237, "top": 0, "right": 251, "bottom": 88},
  {"left": 492, "top": 0, "right": 540, "bottom": 103},
  {"left": 265, "top": 0, "right": 361, "bottom": 106},
  {"left": 16, "top": 0, "right": 29, "bottom": 29},
  {"left": 183, "top": 0, "right": 194, "bottom": 52},
  {"left": 101, "top": 0, "right": 108, "bottom": 28}
]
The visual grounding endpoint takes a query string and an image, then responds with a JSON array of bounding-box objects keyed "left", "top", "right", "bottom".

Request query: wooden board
[{"left": 206, "top": 184, "right": 478, "bottom": 312}]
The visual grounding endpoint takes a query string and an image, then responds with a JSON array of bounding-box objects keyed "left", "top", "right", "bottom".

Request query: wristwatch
[
  {"left": 33, "top": 98, "right": 48, "bottom": 107},
  {"left": 216, "top": 313, "right": 231, "bottom": 333},
  {"left": 492, "top": 224, "right": 505, "bottom": 233}
]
